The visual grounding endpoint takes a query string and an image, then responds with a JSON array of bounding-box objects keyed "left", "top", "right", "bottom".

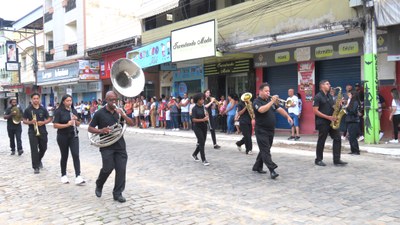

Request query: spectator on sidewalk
[
  {"left": 388, "top": 88, "right": 400, "bottom": 143},
  {"left": 286, "top": 88, "right": 300, "bottom": 141},
  {"left": 345, "top": 90, "right": 361, "bottom": 155}
]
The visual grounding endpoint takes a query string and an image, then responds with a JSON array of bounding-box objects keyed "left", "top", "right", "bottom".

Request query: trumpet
[
  {"left": 32, "top": 112, "right": 40, "bottom": 136},
  {"left": 210, "top": 97, "right": 222, "bottom": 106},
  {"left": 269, "top": 95, "right": 289, "bottom": 106}
]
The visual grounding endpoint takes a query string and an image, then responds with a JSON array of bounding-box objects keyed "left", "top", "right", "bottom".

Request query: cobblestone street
[{"left": 0, "top": 121, "right": 399, "bottom": 225}]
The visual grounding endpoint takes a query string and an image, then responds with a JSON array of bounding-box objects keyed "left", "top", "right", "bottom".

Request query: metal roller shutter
[
  {"left": 264, "top": 64, "right": 298, "bottom": 129},
  {"left": 315, "top": 57, "right": 361, "bottom": 92}
]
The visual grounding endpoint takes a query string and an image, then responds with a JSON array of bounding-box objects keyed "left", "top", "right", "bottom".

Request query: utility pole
[
  {"left": 363, "top": 0, "right": 379, "bottom": 144},
  {"left": 33, "top": 30, "right": 38, "bottom": 92}
]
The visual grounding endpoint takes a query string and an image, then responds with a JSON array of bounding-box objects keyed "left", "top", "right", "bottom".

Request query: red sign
[{"left": 102, "top": 48, "right": 131, "bottom": 80}]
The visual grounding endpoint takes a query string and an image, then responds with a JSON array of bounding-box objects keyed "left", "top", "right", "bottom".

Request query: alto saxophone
[{"left": 330, "top": 87, "right": 346, "bottom": 130}]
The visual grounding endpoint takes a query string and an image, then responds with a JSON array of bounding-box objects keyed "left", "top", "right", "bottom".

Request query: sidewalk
[{"left": 82, "top": 124, "right": 400, "bottom": 157}]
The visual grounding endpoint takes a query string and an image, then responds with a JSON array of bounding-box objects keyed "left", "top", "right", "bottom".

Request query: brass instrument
[
  {"left": 11, "top": 106, "right": 22, "bottom": 124},
  {"left": 286, "top": 99, "right": 294, "bottom": 107},
  {"left": 211, "top": 97, "right": 223, "bottom": 106},
  {"left": 240, "top": 92, "right": 255, "bottom": 120},
  {"left": 330, "top": 87, "right": 346, "bottom": 130},
  {"left": 269, "top": 95, "right": 288, "bottom": 106},
  {"left": 88, "top": 59, "right": 144, "bottom": 147},
  {"left": 32, "top": 112, "right": 40, "bottom": 136},
  {"left": 70, "top": 110, "right": 78, "bottom": 138},
  {"left": 203, "top": 105, "right": 212, "bottom": 130}
]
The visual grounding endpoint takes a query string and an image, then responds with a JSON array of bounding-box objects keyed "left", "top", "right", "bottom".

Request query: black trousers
[
  {"left": 393, "top": 114, "right": 400, "bottom": 140},
  {"left": 193, "top": 125, "right": 207, "bottom": 162},
  {"left": 253, "top": 128, "right": 277, "bottom": 171},
  {"left": 237, "top": 121, "right": 252, "bottom": 153},
  {"left": 8, "top": 126, "right": 22, "bottom": 152},
  {"left": 209, "top": 116, "right": 217, "bottom": 145},
  {"left": 57, "top": 134, "right": 81, "bottom": 177},
  {"left": 219, "top": 115, "right": 227, "bottom": 132},
  {"left": 347, "top": 122, "right": 360, "bottom": 153},
  {"left": 316, "top": 124, "right": 341, "bottom": 162},
  {"left": 96, "top": 148, "right": 128, "bottom": 198},
  {"left": 28, "top": 133, "right": 48, "bottom": 169}
]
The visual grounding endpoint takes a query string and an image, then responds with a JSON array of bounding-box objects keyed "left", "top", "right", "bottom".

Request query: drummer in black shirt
[
  {"left": 23, "top": 93, "right": 52, "bottom": 174},
  {"left": 313, "top": 80, "right": 347, "bottom": 166},
  {"left": 88, "top": 91, "right": 134, "bottom": 203},
  {"left": 252, "top": 83, "right": 293, "bottom": 179},
  {"left": 53, "top": 94, "right": 85, "bottom": 185},
  {"left": 191, "top": 93, "right": 210, "bottom": 166}
]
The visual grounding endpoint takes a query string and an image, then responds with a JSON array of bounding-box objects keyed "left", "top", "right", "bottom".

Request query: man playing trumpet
[
  {"left": 286, "top": 88, "right": 301, "bottom": 141},
  {"left": 23, "top": 93, "right": 52, "bottom": 174}
]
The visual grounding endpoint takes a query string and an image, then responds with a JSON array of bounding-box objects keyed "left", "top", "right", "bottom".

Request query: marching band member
[
  {"left": 3, "top": 98, "right": 24, "bottom": 156},
  {"left": 53, "top": 94, "right": 85, "bottom": 185},
  {"left": 191, "top": 93, "right": 210, "bottom": 166},
  {"left": 252, "top": 83, "right": 293, "bottom": 179},
  {"left": 236, "top": 93, "right": 253, "bottom": 155},
  {"left": 88, "top": 91, "right": 134, "bottom": 203},
  {"left": 204, "top": 90, "right": 221, "bottom": 149},
  {"left": 23, "top": 93, "right": 52, "bottom": 174}
]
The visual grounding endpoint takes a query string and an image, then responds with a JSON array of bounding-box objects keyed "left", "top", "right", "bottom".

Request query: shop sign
[
  {"left": 171, "top": 20, "right": 216, "bottom": 62},
  {"left": 204, "top": 59, "right": 251, "bottom": 76},
  {"left": 37, "top": 63, "right": 79, "bottom": 84},
  {"left": 173, "top": 66, "right": 204, "bottom": 81},
  {"left": 298, "top": 62, "right": 315, "bottom": 102},
  {"left": 275, "top": 51, "right": 290, "bottom": 63},
  {"left": 339, "top": 42, "right": 359, "bottom": 55},
  {"left": 128, "top": 37, "right": 171, "bottom": 68},
  {"left": 254, "top": 53, "right": 267, "bottom": 67},
  {"left": 79, "top": 60, "right": 100, "bottom": 80},
  {"left": 5, "top": 62, "right": 19, "bottom": 71},
  {"left": 294, "top": 47, "right": 311, "bottom": 62},
  {"left": 6, "top": 92, "right": 16, "bottom": 97},
  {"left": 160, "top": 62, "right": 177, "bottom": 71},
  {"left": 315, "top": 45, "right": 334, "bottom": 58}
]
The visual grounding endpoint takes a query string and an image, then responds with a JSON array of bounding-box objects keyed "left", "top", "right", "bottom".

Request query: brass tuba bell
[
  {"left": 11, "top": 106, "right": 22, "bottom": 124},
  {"left": 110, "top": 58, "right": 145, "bottom": 98},
  {"left": 240, "top": 92, "right": 255, "bottom": 120}
]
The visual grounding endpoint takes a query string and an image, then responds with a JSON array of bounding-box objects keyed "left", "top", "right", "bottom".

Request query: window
[
  {"left": 44, "top": 12, "right": 53, "bottom": 23},
  {"left": 65, "top": 0, "right": 76, "bottom": 12},
  {"left": 66, "top": 43, "right": 77, "bottom": 56},
  {"left": 144, "top": 16, "right": 156, "bottom": 31}
]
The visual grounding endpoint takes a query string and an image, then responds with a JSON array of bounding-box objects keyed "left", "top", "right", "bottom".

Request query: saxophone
[{"left": 330, "top": 87, "right": 346, "bottom": 129}]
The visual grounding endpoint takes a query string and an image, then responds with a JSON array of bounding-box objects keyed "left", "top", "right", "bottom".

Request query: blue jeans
[
  {"left": 171, "top": 112, "right": 179, "bottom": 129},
  {"left": 227, "top": 114, "right": 235, "bottom": 133}
]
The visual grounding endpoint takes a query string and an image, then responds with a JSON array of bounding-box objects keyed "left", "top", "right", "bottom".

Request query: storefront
[
  {"left": 172, "top": 66, "right": 204, "bottom": 98},
  {"left": 204, "top": 59, "right": 254, "bottom": 99}
]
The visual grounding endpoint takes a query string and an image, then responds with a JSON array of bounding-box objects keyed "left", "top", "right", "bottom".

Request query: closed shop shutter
[
  {"left": 315, "top": 57, "right": 361, "bottom": 92},
  {"left": 264, "top": 64, "right": 298, "bottom": 129}
]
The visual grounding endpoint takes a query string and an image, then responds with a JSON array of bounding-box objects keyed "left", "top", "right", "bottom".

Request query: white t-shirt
[
  {"left": 392, "top": 99, "right": 400, "bottom": 115},
  {"left": 287, "top": 95, "right": 299, "bottom": 115},
  {"left": 165, "top": 110, "right": 171, "bottom": 120},
  {"left": 180, "top": 98, "right": 190, "bottom": 113}
]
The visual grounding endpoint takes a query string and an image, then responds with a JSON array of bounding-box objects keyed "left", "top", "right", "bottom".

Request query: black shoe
[
  {"left": 288, "top": 136, "right": 295, "bottom": 140},
  {"left": 214, "top": 144, "right": 221, "bottom": 149},
  {"left": 334, "top": 160, "right": 348, "bottom": 166},
  {"left": 114, "top": 195, "right": 126, "bottom": 203},
  {"left": 95, "top": 186, "right": 102, "bottom": 198},
  {"left": 294, "top": 136, "right": 300, "bottom": 141},
  {"left": 315, "top": 160, "right": 326, "bottom": 166},
  {"left": 34, "top": 168, "right": 40, "bottom": 174},
  {"left": 270, "top": 170, "right": 279, "bottom": 179},
  {"left": 252, "top": 169, "right": 267, "bottom": 174},
  {"left": 39, "top": 162, "right": 43, "bottom": 169},
  {"left": 18, "top": 150, "right": 23, "bottom": 156},
  {"left": 191, "top": 154, "right": 200, "bottom": 162},
  {"left": 11, "top": 151, "right": 15, "bottom": 155},
  {"left": 235, "top": 142, "right": 241, "bottom": 151},
  {"left": 353, "top": 152, "right": 360, "bottom": 155}
]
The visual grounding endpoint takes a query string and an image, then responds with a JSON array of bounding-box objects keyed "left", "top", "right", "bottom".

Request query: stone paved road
[{"left": 0, "top": 121, "right": 399, "bottom": 225}]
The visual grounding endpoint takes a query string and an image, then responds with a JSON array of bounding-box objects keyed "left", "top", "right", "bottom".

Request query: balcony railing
[
  {"left": 45, "top": 52, "right": 54, "bottom": 61},
  {"left": 44, "top": 12, "right": 53, "bottom": 23},
  {"left": 65, "top": 0, "right": 76, "bottom": 12},
  {"left": 66, "top": 43, "right": 77, "bottom": 56}
]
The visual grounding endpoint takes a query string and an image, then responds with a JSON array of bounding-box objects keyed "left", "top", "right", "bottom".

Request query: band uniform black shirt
[
  {"left": 23, "top": 105, "right": 50, "bottom": 134},
  {"left": 237, "top": 101, "right": 251, "bottom": 124},
  {"left": 5, "top": 106, "right": 23, "bottom": 129},
  {"left": 313, "top": 91, "right": 334, "bottom": 127},
  {"left": 89, "top": 107, "right": 126, "bottom": 150},
  {"left": 191, "top": 105, "right": 208, "bottom": 129},
  {"left": 53, "top": 107, "right": 79, "bottom": 136},
  {"left": 253, "top": 96, "right": 280, "bottom": 131}
]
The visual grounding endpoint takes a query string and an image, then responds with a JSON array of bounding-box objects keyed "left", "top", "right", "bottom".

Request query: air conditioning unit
[
  {"left": 166, "top": 14, "right": 173, "bottom": 22},
  {"left": 349, "top": 0, "right": 363, "bottom": 7}
]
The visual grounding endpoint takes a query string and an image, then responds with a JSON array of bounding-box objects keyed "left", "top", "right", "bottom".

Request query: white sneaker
[
  {"left": 61, "top": 175, "right": 69, "bottom": 184},
  {"left": 388, "top": 139, "right": 398, "bottom": 144},
  {"left": 75, "top": 175, "right": 86, "bottom": 185},
  {"left": 357, "top": 136, "right": 364, "bottom": 142},
  {"left": 379, "top": 132, "right": 384, "bottom": 141}
]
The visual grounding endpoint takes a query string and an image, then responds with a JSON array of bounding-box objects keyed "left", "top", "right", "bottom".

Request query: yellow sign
[
  {"left": 275, "top": 51, "right": 290, "bottom": 63},
  {"left": 339, "top": 42, "right": 359, "bottom": 55},
  {"left": 377, "top": 36, "right": 385, "bottom": 46},
  {"left": 315, "top": 45, "right": 334, "bottom": 58}
]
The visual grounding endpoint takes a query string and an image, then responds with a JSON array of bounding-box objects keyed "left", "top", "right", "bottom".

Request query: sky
[{"left": 0, "top": 0, "right": 42, "bottom": 21}]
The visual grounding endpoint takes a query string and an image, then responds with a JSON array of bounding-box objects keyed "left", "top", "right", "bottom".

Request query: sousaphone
[{"left": 88, "top": 58, "right": 145, "bottom": 147}]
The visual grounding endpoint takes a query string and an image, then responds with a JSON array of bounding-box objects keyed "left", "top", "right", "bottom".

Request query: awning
[
  {"left": 375, "top": 0, "right": 400, "bottom": 27},
  {"left": 136, "top": 0, "right": 179, "bottom": 19}
]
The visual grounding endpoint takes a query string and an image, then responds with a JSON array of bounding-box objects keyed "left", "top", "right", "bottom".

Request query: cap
[{"left": 355, "top": 83, "right": 360, "bottom": 87}]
